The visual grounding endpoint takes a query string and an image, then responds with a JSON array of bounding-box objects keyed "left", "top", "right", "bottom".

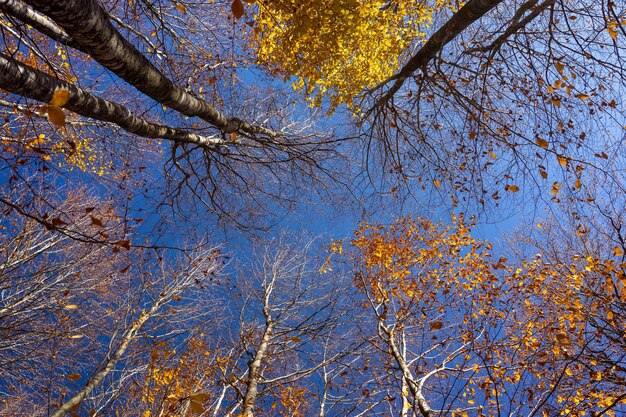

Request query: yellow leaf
[
  {"left": 614, "top": 246, "right": 624, "bottom": 257},
  {"left": 608, "top": 21, "right": 619, "bottom": 41},
  {"left": 189, "top": 393, "right": 210, "bottom": 402},
  {"left": 575, "top": 178, "right": 581, "bottom": 190},
  {"left": 69, "top": 334, "right": 83, "bottom": 339},
  {"left": 575, "top": 93, "right": 590, "bottom": 100},
  {"left": 546, "top": 85, "right": 554, "bottom": 94},
  {"left": 190, "top": 400, "right": 205, "bottom": 415},
  {"left": 552, "top": 98, "right": 561, "bottom": 107},
  {"left": 50, "top": 89, "right": 70, "bottom": 106},
  {"left": 142, "top": 410, "right": 151, "bottom": 417},
  {"left": 433, "top": 179, "right": 441, "bottom": 188},
  {"left": 67, "top": 373, "right": 81, "bottom": 381},
  {"left": 47, "top": 105, "right": 66, "bottom": 127},
  {"left": 505, "top": 184, "right": 520, "bottom": 192},
  {"left": 231, "top": 0, "right": 244, "bottom": 19},
  {"left": 489, "top": 151, "right": 496, "bottom": 159},
  {"left": 551, "top": 182, "right": 561, "bottom": 195},
  {"left": 557, "top": 154, "right": 568, "bottom": 166},
  {"left": 64, "top": 304, "right": 78, "bottom": 310},
  {"left": 536, "top": 137, "right": 549, "bottom": 149}
]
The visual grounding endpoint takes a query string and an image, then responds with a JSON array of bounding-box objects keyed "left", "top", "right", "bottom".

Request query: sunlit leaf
[
  {"left": 47, "top": 106, "right": 66, "bottom": 127},
  {"left": 429, "top": 321, "right": 443, "bottom": 330},
  {"left": 50, "top": 89, "right": 70, "bottom": 107}
]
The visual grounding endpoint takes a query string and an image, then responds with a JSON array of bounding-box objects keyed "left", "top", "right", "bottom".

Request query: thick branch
[
  {"left": 0, "top": 53, "right": 223, "bottom": 147},
  {"left": 378, "top": 0, "right": 504, "bottom": 104},
  {"left": 379, "top": 323, "right": 433, "bottom": 417},
  {"left": 23, "top": 0, "right": 277, "bottom": 137},
  {"left": 0, "top": 0, "right": 78, "bottom": 48},
  {"left": 50, "top": 302, "right": 161, "bottom": 417},
  {"left": 241, "top": 322, "right": 273, "bottom": 417}
]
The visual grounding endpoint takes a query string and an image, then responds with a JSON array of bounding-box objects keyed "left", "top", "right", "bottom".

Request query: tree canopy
[{"left": 1, "top": 0, "right": 625, "bottom": 416}]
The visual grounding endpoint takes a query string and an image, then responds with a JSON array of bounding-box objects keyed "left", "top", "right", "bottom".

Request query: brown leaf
[
  {"left": 90, "top": 216, "right": 105, "bottom": 227},
  {"left": 51, "top": 217, "right": 68, "bottom": 227},
  {"left": 116, "top": 240, "right": 131, "bottom": 250},
  {"left": 190, "top": 400, "right": 205, "bottom": 415},
  {"left": 505, "top": 184, "right": 520, "bottom": 192},
  {"left": 536, "top": 137, "right": 549, "bottom": 149},
  {"left": 67, "top": 373, "right": 82, "bottom": 381},
  {"left": 429, "top": 321, "right": 443, "bottom": 330},
  {"left": 231, "top": 0, "right": 244, "bottom": 19},
  {"left": 47, "top": 105, "right": 66, "bottom": 127}
]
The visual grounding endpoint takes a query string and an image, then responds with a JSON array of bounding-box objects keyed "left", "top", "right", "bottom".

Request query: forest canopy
[{"left": 0, "top": 0, "right": 625, "bottom": 416}]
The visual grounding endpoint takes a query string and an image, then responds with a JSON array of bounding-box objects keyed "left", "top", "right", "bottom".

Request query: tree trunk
[
  {"left": 50, "top": 301, "right": 163, "bottom": 417},
  {"left": 23, "top": 0, "right": 277, "bottom": 137},
  {"left": 379, "top": 0, "right": 504, "bottom": 103},
  {"left": 241, "top": 323, "right": 273, "bottom": 417},
  {"left": 0, "top": 53, "right": 223, "bottom": 147}
]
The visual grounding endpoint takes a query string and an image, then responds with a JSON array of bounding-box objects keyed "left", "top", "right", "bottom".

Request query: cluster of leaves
[{"left": 252, "top": 0, "right": 452, "bottom": 110}]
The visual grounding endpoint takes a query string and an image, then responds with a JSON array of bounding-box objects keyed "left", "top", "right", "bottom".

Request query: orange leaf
[
  {"left": 231, "top": 0, "right": 244, "bottom": 19},
  {"left": 429, "top": 321, "right": 443, "bottom": 330},
  {"left": 67, "top": 373, "right": 82, "bottom": 381},
  {"left": 47, "top": 105, "right": 66, "bottom": 127},
  {"left": 536, "top": 137, "right": 549, "bottom": 149},
  {"left": 505, "top": 184, "right": 520, "bottom": 192},
  {"left": 50, "top": 89, "right": 70, "bottom": 106},
  {"left": 175, "top": 3, "right": 186, "bottom": 13},
  {"left": 557, "top": 154, "right": 568, "bottom": 166}
]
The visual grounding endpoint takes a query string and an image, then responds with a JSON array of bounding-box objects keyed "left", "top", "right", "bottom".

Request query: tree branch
[
  {"left": 23, "top": 0, "right": 278, "bottom": 137},
  {"left": 376, "top": 0, "right": 504, "bottom": 106},
  {"left": 0, "top": 53, "right": 224, "bottom": 147}
]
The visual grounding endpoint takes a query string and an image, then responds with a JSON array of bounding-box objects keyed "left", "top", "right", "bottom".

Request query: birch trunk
[
  {"left": 0, "top": 53, "right": 222, "bottom": 147},
  {"left": 23, "top": 0, "right": 276, "bottom": 137},
  {"left": 380, "top": 0, "right": 504, "bottom": 102}
]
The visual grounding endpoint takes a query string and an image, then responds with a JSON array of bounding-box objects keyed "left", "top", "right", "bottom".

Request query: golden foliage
[{"left": 252, "top": 0, "right": 452, "bottom": 110}]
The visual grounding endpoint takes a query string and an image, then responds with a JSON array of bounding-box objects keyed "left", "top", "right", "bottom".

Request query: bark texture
[
  {"left": 0, "top": 0, "right": 78, "bottom": 48},
  {"left": 23, "top": 0, "right": 277, "bottom": 137},
  {"left": 0, "top": 53, "right": 222, "bottom": 147},
  {"left": 379, "top": 0, "right": 504, "bottom": 103},
  {"left": 50, "top": 302, "right": 161, "bottom": 417}
]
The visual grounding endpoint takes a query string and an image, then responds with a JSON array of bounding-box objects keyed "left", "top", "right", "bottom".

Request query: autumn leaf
[
  {"left": 607, "top": 21, "right": 619, "bottom": 41},
  {"left": 536, "top": 137, "right": 549, "bottom": 149},
  {"left": 433, "top": 179, "right": 441, "bottom": 188},
  {"left": 574, "top": 93, "right": 590, "bottom": 100},
  {"left": 189, "top": 393, "right": 210, "bottom": 402},
  {"left": 67, "top": 373, "right": 82, "bottom": 381},
  {"left": 115, "top": 240, "right": 131, "bottom": 250},
  {"left": 175, "top": 3, "right": 186, "bottom": 13},
  {"left": 47, "top": 106, "right": 66, "bottom": 127},
  {"left": 557, "top": 154, "right": 568, "bottom": 166},
  {"left": 614, "top": 246, "right": 624, "bottom": 257},
  {"left": 429, "top": 321, "right": 443, "bottom": 330},
  {"left": 90, "top": 216, "right": 105, "bottom": 227},
  {"left": 231, "top": 0, "right": 244, "bottom": 19},
  {"left": 64, "top": 304, "right": 78, "bottom": 310},
  {"left": 50, "top": 89, "right": 70, "bottom": 106},
  {"left": 505, "top": 184, "right": 520, "bottom": 192},
  {"left": 555, "top": 61, "right": 565, "bottom": 75}
]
